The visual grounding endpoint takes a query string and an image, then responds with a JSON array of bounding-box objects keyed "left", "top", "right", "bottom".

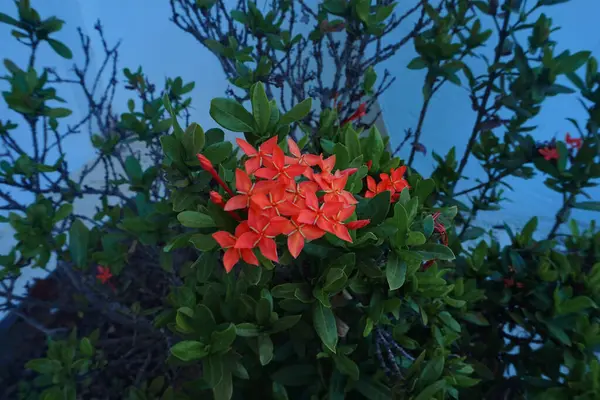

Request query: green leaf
[
  {"left": 79, "top": 338, "right": 93, "bottom": 357},
  {"left": 203, "top": 141, "right": 233, "bottom": 164},
  {"left": 323, "top": 268, "right": 347, "bottom": 293},
  {"left": 280, "top": 98, "right": 312, "bottom": 125},
  {"left": 365, "top": 126, "right": 384, "bottom": 170},
  {"left": 462, "top": 312, "right": 489, "bottom": 326},
  {"left": 53, "top": 203, "right": 73, "bottom": 222},
  {"left": 438, "top": 311, "right": 461, "bottom": 332},
  {"left": 323, "top": 0, "right": 348, "bottom": 15},
  {"left": 210, "top": 98, "right": 255, "bottom": 132},
  {"left": 211, "top": 324, "right": 237, "bottom": 353},
  {"left": 45, "top": 107, "right": 72, "bottom": 118},
  {"left": 258, "top": 334, "right": 274, "bottom": 366},
  {"left": 271, "top": 364, "right": 317, "bottom": 387},
  {"left": 407, "top": 231, "right": 426, "bottom": 246},
  {"left": 558, "top": 296, "right": 597, "bottom": 315},
  {"left": 235, "top": 322, "right": 261, "bottom": 337},
  {"left": 203, "top": 355, "right": 224, "bottom": 388},
  {"left": 414, "top": 380, "right": 446, "bottom": 400},
  {"left": 354, "top": 378, "right": 391, "bottom": 399},
  {"left": 251, "top": 82, "right": 271, "bottom": 133},
  {"left": 212, "top": 368, "right": 233, "bottom": 400},
  {"left": 47, "top": 39, "right": 73, "bottom": 59},
  {"left": 363, "top": 66, "right": 377, "bottom": 94},
  {"left": 421, "top": 355, "right": 445, "bottom": 385},
  {"left": 313, "top": 302, "right": 338, "bottom": 353},
  {"left": 344, "top": 127, "right": 361, "bottom": 159},
  {"left": 26, "top": 358, "right": 62, "bottom": 374},
  {"left": 355, "top": 0, "right": 370, "bottom": 23},
  {"left": 407, "top": 57, "right": 428, "bottom": 70},
  {"left": 69, "top": 219, "right": 89, "bottom": 268},
  {"left": 269, "top": 315, "right": 302, "bottom": 333},
  {"left": 184, "top": 122, "right": 205, "bottom": 154},
  {"left": 189, "top": 233, "right": 217, "bottom": 252},
  {"left": 386, "top": 252, "right": 406, "bottom": 290},
  {"left": 170, "top": 340, "right": 209, "bottom": 361},
  {"left": 334, "top": 353, "right": 359, "bottom": 380},
  {"left": 125, "top": 155, "right": 143, "bottom": 182},
  {"left": 417, "top": 243, "right": 455, "bottom": 261},
  {"left": 357, "top": 191, "right": 391, "bottom": 226},
  {"left": 0, "top": 12, "right": 23, "bottom": 27},
  {"left": 415, "top": 178, "right": 436, "bottom": 203},
  {"left": 177, "top": 211, "right": 216, "bottom": 228},
  {"left": 573, "top": 201, "right": 600, "bottom": 212}
]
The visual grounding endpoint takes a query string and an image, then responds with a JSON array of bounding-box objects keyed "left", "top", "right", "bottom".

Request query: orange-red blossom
[
  {"left": 204, "top": 137, "right": 370, "bottom": 273},
  {"left": 365, "top": 166, "right": 410, "bottom": 203}
]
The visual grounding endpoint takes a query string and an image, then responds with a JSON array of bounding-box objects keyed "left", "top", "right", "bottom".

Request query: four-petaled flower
[
  {"left": 96, "top": 266, "right": 113, "bottom": 285},
  {"left": 212, "top": 222, "right": 259, "bottom": 272},
  {"left": 279, "top": 217, "right": 326, "bottom": 258},
  {"left": 539, "top": 147, "right": 559, "bottom": 161},
  {"left": 254, "top": 145, "right": 308, "bottom": 184},
  {"left": 225, "top": 169, "right": 271, "bottom": 211},
  {"left": 235, "top": 212, "right": 286, "bottom": 262},
  {"left": 236, "top": 137, "right": 278, "bottom": 173}
]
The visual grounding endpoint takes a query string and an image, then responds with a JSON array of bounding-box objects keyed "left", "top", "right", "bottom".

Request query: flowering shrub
[{"left": 1, "top": 0, "right": 600, "bottom": 399}]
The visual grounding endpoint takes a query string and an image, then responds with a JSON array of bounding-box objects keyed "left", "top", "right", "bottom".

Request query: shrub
[{"left": 1, "top": 0, "right": 600, "bottom": 399}]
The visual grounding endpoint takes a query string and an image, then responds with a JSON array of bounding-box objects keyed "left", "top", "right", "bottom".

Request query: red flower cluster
[
  {"left": 538, "top": 132, "right": 582, "bottom": 161},
  {"left": 503, "top": 278, "right": 524, "bottom": 289},
  {"left": 202, "top": 137, "right": 370, "bottom": 273},
  {"left": 565, "top": 132, "right": 582, "bottom": 150},
  {"left": 365, "top": 166, "right": 409, "bottom": 202}
]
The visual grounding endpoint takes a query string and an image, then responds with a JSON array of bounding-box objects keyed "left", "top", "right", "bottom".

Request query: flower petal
[
  {"left": 333, "top": 223, "right": 353, "bottom": 242},
  {"left": 245, "top": 157, "right": 261, "bottom": 174},
  {"left": 346, "top": 219, "right": 370, "bottom": 230},
  {"left": 301, "top": 224, "right": 326, "bottom": 241},
  {"left": 287, "top": 231, "right": 304, "bottom": 258},
  {"left": 235, "top": 232, "right": 259, "bottom": 249},
  {"left": 297, "top": 210, "right": 317, "bottom": 225},
  {"left": 287, "top": 138, "right": 301, "bottom": 157},
  {"left": 272, "top": 145, "right": 285, "bottom": 168},
  {"left": 236, "top": 138, "right": 257, "bottom": 156},
  {"left": 212, "top": 231, "right": 236, "bottom": 248},
  {"left": 258, "top": 237, "right": 278, "bottom": 262},
  {"left": 235, "top": 168, "right": 252, "bottom": 192},
  {"left": 250, "top": 193, "right": 271, "bottom": 210},
  {"left": 224, "top": 195, "right": 249, "bottom": 211},
  {"left": 223, "top": 248, "right": 240, "bottom": 273},
  {"left": 241, "top": 249, "right": 259, "bottom": 266},
  {"left": 254, "top": 168, "right": 278, "bottom": 180}
]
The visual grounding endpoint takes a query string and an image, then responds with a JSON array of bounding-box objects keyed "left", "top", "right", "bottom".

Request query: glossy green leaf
[
  {"left": 210, "top": 98, "right": 255, "bottom": 132},
  {"left": 386, "top": 251, "right": 406, "bottom": 290},
  {"left": 177, "top": 211, "right": 216, "bottom": 228},
  {"left": 258, "top": 334, "right": 274, "bottom": 366},
  {"left": 251, "top": 82, "right": 270, "bottom": 133},
  {"left": 280, "top": 98, "right": 312, "bottom": 125},
  {"left": 313, "top": 302, "right": 338, "bottom": 353},
  {"left": 170, "top": 340, "right": 209, "bottom": 362},
  {"left": 69, "top": 219, "right": 89, "bottom": 269}
]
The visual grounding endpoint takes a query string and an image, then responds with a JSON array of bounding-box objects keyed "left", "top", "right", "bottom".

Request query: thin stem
[{"left": 452, "top": 11, "right": 511, "bottom": 191}]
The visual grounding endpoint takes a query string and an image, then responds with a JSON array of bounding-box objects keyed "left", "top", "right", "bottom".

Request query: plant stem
[
  {"left": 546, "top": 192, "right": 576, "bottom": 240},
  {"left": 452, "top": 12, "right": 511, "bottom": 191},
  {"left": 407, "top": 89, "right": 433, "bottom": 167}
]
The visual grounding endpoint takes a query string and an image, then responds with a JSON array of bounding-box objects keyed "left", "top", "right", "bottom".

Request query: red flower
[
  {"left": 234, "top": 212, "right": 285, "bottom": 262},
  {"left": 365, "top": 176, "right": 390, "bottom": 199},
  {"left": 382, "top": 166, "right": 409, "bottom": 192},
  {"left": 236, "top": 137, "right": 278, "bottom": 173},
  {"left": 285, "top": 181, "right": 319, "bottom": 209},
  {"left": 254, "top": 145, "right": 308, "bottom": 184},
  {"left": 422, "top": 260, "right": 436, "bottom": 271},
  {"left": 296, "top": 190, "right": 347, "bottom": 238},
  {"left": 210, "top": 191, "right": 225, "bottom": 207},
  {"left": 285, "top": 138, "right": 319, "bottom": 167},
  {"left": 346, "top": 219, "right": 370, "bottom": 230},
  {"left": 341, "top": 103, "right": 367, "bottom": 125},
  {"left": 251, "top": 185, "right": 301, "bottom": 218},
  {"left": 224, "top": 169, "right": 271, "bottom": 211},
  {"left": 503, "top": 278, "right": 515, "bottom": 288},
  {"left": 539, "top": 147, "right": 558, "bottom": 161},
  {"left": 96, "top": 266, "right": 113, "bottom": 284},
  {"left": 213, "top": 222, "right": 259, "bottom": 272},
  {"left": 313, "top": 172, "right": 358, "bottom": 205},
  {"left": 366, "top": 160, "right": 373, "bottom": 170},
  {"left": 320, "top": 204, "right": 357, "bottom": 243},
  {"left": 565, "top": 132, "right": 582, "bottom": 150},
  {"left": 197, "top": 154, "right": 234, "bottom": 196},
  {"left": 279, "top": 217, "right": 326, "bottom": 258}
]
